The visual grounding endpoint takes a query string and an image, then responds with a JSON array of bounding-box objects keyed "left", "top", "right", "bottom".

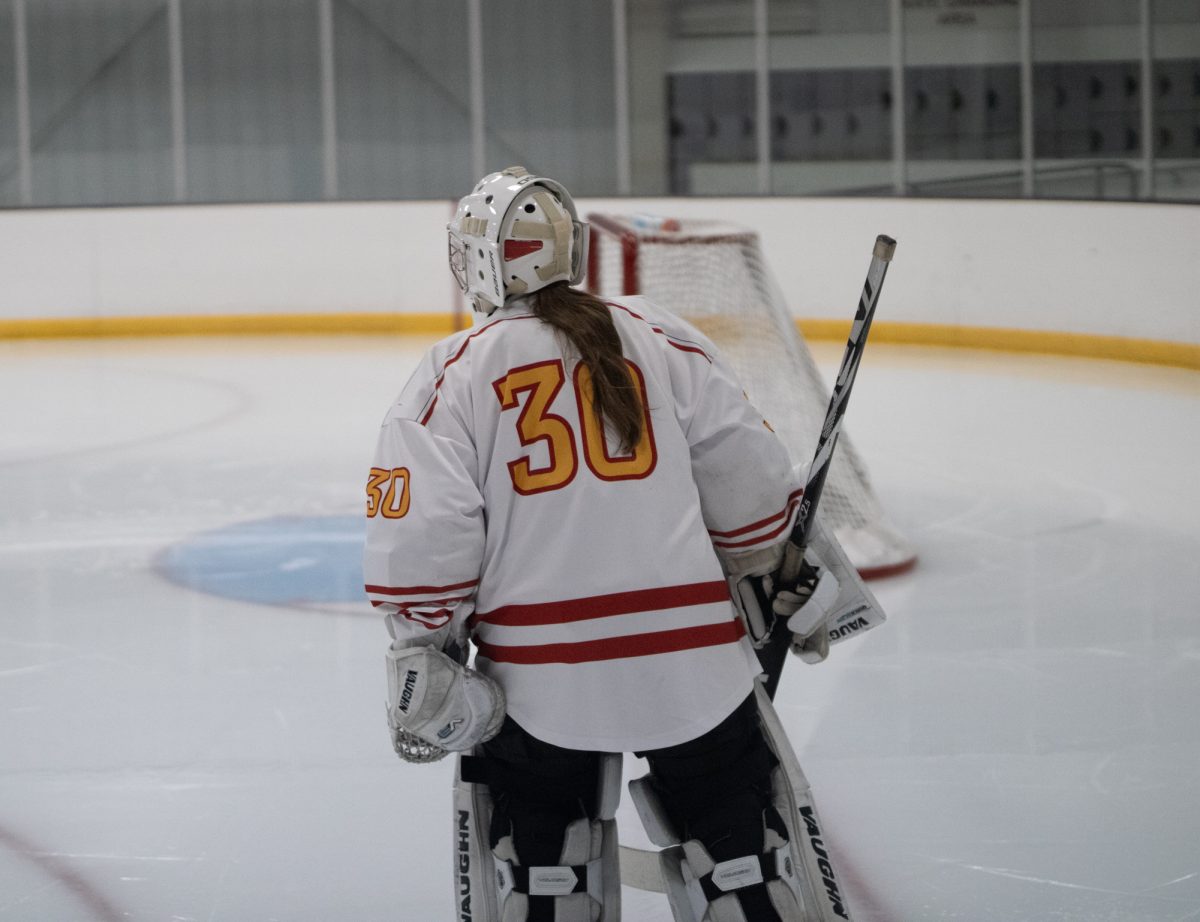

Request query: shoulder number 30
[
  {"left": 492, "top": 359, "right": 657, "bottom": 495},
  {"left": 366, "top": 467, "right": 411, "bottom": 518}
]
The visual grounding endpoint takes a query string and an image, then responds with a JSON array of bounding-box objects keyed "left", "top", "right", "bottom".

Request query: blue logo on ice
[{"left": 158, "top": 515, "right": 366, "bottom": 607}]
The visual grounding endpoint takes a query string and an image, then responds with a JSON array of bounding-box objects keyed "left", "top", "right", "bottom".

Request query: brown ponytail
[{"left": 532, "top": 282, "right": 644, "bottom": 453}]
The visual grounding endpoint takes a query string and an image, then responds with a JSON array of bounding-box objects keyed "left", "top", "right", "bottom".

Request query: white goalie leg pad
[
  {"left": 752, "top": 682, "right": 854, "bottom": 921},
  {"left": 494, "top": 751, "right": 622, "bottom": 921},
  {"left": 453, "top": 752, "right": 502, "bottom": 922},
  {"left": 628, "top": 688, "right": 853, "bottom": 922},
  {"left": 628, "top": 775, "right": 802, "bottom": 922},
  {"left": 456, "top": 751, "right": 623, "bottom": 922}
]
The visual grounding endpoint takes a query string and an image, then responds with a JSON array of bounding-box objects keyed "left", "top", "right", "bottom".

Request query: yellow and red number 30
[
  {"left": 492, "top": 359, "right": 656, "bottom": 495},
  {"left": 366, "top": 467, "right": 411, "bottom": 518}
]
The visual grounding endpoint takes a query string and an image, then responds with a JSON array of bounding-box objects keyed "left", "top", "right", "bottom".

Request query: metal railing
[{"left": 829, "top": 160, "right": 1145, "bottom": 200}]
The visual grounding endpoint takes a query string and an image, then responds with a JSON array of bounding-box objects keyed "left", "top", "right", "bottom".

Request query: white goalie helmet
[{"left": 448, "top": 165, "right": 589, "bottom": 315}]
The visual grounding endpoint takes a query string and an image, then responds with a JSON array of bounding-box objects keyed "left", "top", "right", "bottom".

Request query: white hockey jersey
[{"left": 364, "top": 295, "right": 802, "bottom": 752}]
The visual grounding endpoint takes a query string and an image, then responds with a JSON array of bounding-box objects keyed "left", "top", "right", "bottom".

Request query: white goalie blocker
[
  {"left": 724, "top": 509, "right": 888, "bottom": 657},
  {"left": 800, "top": 515, "right": 887, "bottom": 649}
]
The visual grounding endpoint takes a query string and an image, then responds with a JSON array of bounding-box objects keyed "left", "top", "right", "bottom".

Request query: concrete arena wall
[{"left": 0, "top": 197, "right": 1197, "bottom": 358}]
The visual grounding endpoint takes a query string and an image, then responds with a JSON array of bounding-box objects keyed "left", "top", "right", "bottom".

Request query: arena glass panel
[
  {"left": 20, "top": 0, "right": 173, "bottom": 207},
  {"left": 480, "top": 0, "right": 618, "bottom": 197},
  {"left": 331, "top": 0, "right": 471, "bottom": 201},
  {"left": 179, "top": 0, "right": 323, "bottom": 203}
]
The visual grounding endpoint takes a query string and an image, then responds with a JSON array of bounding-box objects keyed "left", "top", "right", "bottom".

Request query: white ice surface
[{"left": 1, "top": 336, "right": 1197, "bottom": 921}]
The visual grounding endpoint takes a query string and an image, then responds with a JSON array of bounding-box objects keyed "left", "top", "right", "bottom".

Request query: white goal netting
[{"left": 586, "top": 213, "right": 915, "bottom": 578}]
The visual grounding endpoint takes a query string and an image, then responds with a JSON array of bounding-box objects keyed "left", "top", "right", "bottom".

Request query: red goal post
[{"left": 585, "top": 212, "right": 915, "bottom": 579}]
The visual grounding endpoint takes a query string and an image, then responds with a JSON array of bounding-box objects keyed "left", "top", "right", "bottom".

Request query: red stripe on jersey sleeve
[
  {"left": 365, "top": 579, "right": 479, "bottom": 596},
  {"left": 707, "top": 489, "right": 804, "bottom": 539},
  {"left": 710, "top": 498, "right": 802, "bottom": 551},
  {"left": 418, "top": 315, "right": 539, "bottom": 425},
  {"left": 606, "top": 302, "right": 714, "bottom": 363},
  {"left": 472, "top": 580, "right": 730, "bottom": 628},
  {"left": 474, "top": 618, "right": 745, "bottom": 665},
  {"left": 370, "top": 594, "right": 473, "bottom": 609}
]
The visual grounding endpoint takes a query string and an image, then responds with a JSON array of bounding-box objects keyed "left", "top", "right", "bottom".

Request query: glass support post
[
  {"left": 13, "top": 0, "right": 32, "bottom": 204},
  {"left": 613, "top": 0, "right": 631, "bottom": 195},
  {"left": 1140, "top": 0, "right": 1155, "bottom": 199},
  {"left": 467, "top": 0, "right": 485, "bottom": 182},
  {"left": 167, "top": 0, "right": 187, "bottom": 201},
  {"left": 1019, "top": 0, "right": 1035, "bottom": 197},
  {"left": 889, "top": 0, "right": 907, "bottom": 196},
  {"left": 753, "top": 0, "right": 770, "bottom": 194},
  {"left": 318, "top": 0, "right": 338, "bottom": 199}
]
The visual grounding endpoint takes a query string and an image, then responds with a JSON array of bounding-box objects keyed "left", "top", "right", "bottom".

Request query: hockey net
[{"left": 586, "top": 213, "right": 915, "bottom": 578}]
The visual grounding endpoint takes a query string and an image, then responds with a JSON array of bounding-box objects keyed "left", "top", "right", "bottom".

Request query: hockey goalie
[{"left": 363, "top": 166, "right": 884, "bottom": 921}]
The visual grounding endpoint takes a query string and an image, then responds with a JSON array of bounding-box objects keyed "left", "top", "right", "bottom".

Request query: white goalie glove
[{"left": 385, "top": 643, "right": 507, "bottom": 763}]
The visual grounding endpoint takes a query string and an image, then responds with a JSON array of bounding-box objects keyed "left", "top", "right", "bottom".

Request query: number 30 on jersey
[
  {"left": 366, "top": 467, "right": 411, "bottom": 518},
  {"left": 493, "top": 359, "right": 657, "bottom": 495}
]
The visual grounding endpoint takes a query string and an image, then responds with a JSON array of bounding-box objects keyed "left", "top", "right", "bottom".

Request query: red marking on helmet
[{"left": 504, "top": 239, "right": 544, "bottom": 261}]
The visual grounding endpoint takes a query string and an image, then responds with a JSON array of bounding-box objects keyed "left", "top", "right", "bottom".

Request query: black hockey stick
[{"left": 757, "top": 235, "right": 897, "bottom": 700}]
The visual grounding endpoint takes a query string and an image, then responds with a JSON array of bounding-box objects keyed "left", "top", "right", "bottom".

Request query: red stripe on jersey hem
[
  {"left": 475, "top": 619, "right": 745, "bottom": 665},
  {"left": 605, "top": 301, "right": 714, "bottom": 363},
  {"left": 365, "top": 579, "right": 479, "bottom": 596},
  {"left": 472, "top": 580, "right": 730, "bottom": 628},
  {"left": 418, "top": 315, "right": 539, "bottom": 425},
  {"left": 707, "top": 489, "right": 804, "bottom": 539}
]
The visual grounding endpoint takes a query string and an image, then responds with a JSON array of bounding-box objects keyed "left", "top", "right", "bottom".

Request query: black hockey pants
[{"left": 475, "top": 693, "right": 784, "bottom": 922}]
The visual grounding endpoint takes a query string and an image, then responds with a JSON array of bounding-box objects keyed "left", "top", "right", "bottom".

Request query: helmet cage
[{"left": 448, "top": 234, "right": 469, "bottom": 294}]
